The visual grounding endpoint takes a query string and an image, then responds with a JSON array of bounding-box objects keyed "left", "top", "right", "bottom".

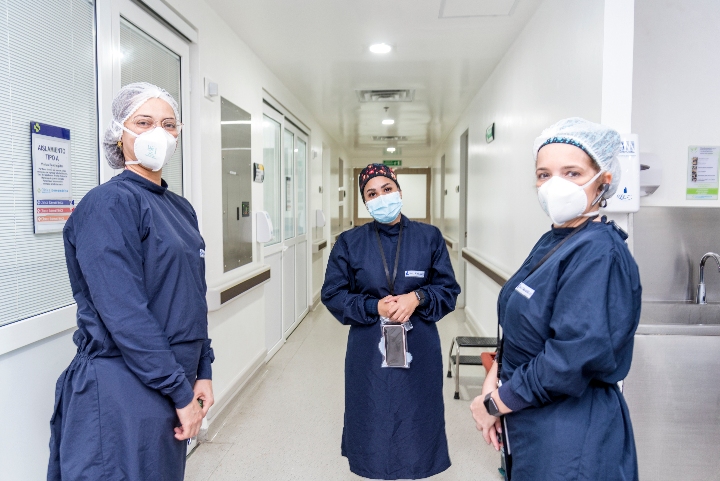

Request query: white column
[{"left": 600, "top": 0, "right": 635, "bottom": 246}]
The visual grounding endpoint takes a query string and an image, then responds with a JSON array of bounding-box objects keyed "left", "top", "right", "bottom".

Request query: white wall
[
  {"left": 0, "top": 0, "right": 348, "bottom": 477},
  {"left": 435, "top": 0, "right": 606, "bottom": 335},
  {"left": 632, "top": 0, "right": 720, "bottom": 208}
]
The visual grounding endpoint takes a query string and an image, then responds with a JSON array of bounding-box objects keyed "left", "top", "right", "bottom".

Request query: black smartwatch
[
  {"left": 484, "top": 392, "right": 501, "bottom": 417},
  {"left": 414, "top": 289, "right": 425, "bottom": 306}
]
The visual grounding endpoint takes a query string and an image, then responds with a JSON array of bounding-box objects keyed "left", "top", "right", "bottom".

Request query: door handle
[{"left": 282, "top": 246, "right": 289, "bottom": 252}]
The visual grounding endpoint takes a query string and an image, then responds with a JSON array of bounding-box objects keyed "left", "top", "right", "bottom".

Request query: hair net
[
  {"left": 102, "top": 82, "right": 180, "bottom": 169},
  {"left": 533, "top": 117, "right": 622, "bottom": 198}
]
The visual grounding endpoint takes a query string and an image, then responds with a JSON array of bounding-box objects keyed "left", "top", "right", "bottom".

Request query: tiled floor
[{"left": 185, "top": 306, "right": 502, "bottom": 480}]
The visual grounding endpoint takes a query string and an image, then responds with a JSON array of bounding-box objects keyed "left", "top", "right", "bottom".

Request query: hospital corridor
[
  {"left": 182, "top": 301, "right": 502, "bottom": 481},
  {"left": 2, "top": 0, "right": 720, "bottom": 480}
]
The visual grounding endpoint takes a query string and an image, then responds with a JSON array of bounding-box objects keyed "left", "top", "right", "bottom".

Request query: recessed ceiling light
[
  {"left": 382, "top": 119, "right": 395, "bottom": 125},
  {"left": 386, "top": 147, "right": 396, "bottom": 153},
  {"left": 369, "top": 43, "right": 392, "bottom": 54}
]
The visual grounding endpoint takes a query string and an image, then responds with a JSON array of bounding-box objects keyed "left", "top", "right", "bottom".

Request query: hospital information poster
[
  {"left": 686, "top": 146, "right": 719, "bottom": 200},
  {"left": 31, "top": 122, "right": 73, "bottom": 233}
]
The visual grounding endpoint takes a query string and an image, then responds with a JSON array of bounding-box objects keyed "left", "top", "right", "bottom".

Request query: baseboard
[
  {"left": 202, "top": 348, "right": 266, "bottom": 440},
  {"left": 311, "top": 292, "right": 322, "bottom": 310}
]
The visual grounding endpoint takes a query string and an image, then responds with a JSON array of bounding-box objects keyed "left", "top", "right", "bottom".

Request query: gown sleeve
[
  {"left": 321, "top": 235, "right": 378, "bottom": 326},
  {"left": 413, "top": 229, "right": 461, "bottom": 322},
  {"left": 498, "top": 251, "right": 639, "bottom": 412},
  {"left": 188, "top": 202, "right": 214, "bottom": 381},
  {"left": 73, "top": 192, "right": 195, "bottom": 409}
]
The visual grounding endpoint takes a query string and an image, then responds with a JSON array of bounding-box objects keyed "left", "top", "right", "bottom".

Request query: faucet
[{"left": 697, "top": 252, "right": 720, "bottom": 304}]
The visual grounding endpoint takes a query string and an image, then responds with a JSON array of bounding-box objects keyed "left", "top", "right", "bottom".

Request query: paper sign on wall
[
  {"left": 31, "top": 122, "right": 73, "bottom": 233},
  {"left": 686, "top": 146, "right": 719, "bottom": 200}
]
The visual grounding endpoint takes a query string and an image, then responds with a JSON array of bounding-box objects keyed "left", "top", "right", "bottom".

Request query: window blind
[
  {"left": 0, "top": 0, "right": 98, "bottom": 327},
  {"left": 119, "top": 18, "right": 183, "bottom": 195}
]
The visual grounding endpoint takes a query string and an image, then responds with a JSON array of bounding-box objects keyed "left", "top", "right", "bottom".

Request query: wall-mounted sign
[
  {"left": 383, "top": 159, "right": 402, "bottom": 167},
  {"left": 31, "top": 122, "right": 73, "bottom": 234},
  {"left": 686, "top": 146, "right": 719, "bottom": 200},
  {"left": 486, "top": 123, "right": 495, "bottom": 143},
  {"left": 253, "top": 163, "right": 264, "bottom": 183}
]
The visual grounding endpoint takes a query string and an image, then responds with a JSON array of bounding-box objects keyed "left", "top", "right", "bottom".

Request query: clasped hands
[
  {"left": 469, "top": 361, "right": 511, "bottom": 452},
  {"left": 174, "top": 379, "right": 214, "bottom": 441},
  {"left": 377, "top": 292, "right": 419, "bottom": 323}
]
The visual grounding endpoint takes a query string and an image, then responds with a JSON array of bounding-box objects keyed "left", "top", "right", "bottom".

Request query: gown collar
[
  {"left": 119, "top": 169, "right": 168, "bottom": 195},
  {"left": 373, "top": 214, "right": 408, "bottom": 236}
]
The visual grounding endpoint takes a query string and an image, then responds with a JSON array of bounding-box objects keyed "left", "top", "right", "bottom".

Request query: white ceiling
[{"left": 204, "top": 0, "right": 543, "bottom": 157}]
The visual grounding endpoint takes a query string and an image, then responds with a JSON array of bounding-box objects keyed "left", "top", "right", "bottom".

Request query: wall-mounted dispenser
[
  {"left": 639, "top": 153, "right": 662, "bottom": 197},
  {"left": 204, "top": 77, "right": 218, "bottom": 100},
  {"left": 256, "top": 211, "right": 274, "bottom": 243},
  {"left": 604, "top": 133, "right": 640, "bottom": 213},
  {"left": 316, "top": 209, "right": 326, "bottom": 228}
]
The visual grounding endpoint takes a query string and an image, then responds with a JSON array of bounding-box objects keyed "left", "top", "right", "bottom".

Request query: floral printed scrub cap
[
  {"left": 533, "top": 117, "right": 622, "bottom": 198},
  {"left": 358, "top": 163, "right": 401, "bottom": 202}
]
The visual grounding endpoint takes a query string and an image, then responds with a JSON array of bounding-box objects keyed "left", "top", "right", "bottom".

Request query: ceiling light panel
[
  {"left": 383, "top": 147, "right": 402, "bottom": 156},
  {"left": 382, "top": 119, "right": 395, "bottom": 125},
  {"left": 369, "top": 43, "right": 392, "bottom": 54}
]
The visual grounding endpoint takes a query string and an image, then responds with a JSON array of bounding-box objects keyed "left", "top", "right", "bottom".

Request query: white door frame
[{"left": 96, "top": 0, "right": 192, "bottom": 200}]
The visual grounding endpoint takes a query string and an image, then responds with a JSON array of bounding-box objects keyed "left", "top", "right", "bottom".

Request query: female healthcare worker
[
  {"left": 48, "top": 82, "right": 214, "bottom": 480},
  {"left": 322, "top": 164, "right": 461, "bottom": 480},
  {"left": 470, "top": 118, "right": 642, "bottom": 480}
]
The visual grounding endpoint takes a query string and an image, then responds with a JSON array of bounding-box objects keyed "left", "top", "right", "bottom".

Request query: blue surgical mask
[{"left": 366, "top": 191, "right": 403, "bottom": 224}]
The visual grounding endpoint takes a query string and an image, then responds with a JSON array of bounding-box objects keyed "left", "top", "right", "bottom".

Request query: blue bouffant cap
[{"left": 533, "top": 117, "right": 622, "bottom": 198}]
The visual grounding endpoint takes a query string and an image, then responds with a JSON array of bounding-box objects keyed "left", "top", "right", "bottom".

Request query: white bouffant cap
[
  {"left": 102, "top": 82, "right": 180, "bottom": 169},
  {"left": 533, "top": 117, "right": 622, "bottom": 198}
]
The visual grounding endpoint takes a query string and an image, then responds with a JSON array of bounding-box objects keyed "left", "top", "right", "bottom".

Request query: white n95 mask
[
  {"left": 119, "top": 124, "right": 177, "bottom": 172},
  {"left": 537, "top": 171, "right": 603, "bottom": 225}
]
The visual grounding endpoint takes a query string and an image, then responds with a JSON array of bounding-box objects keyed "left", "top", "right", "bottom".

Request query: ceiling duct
[
  {"left": 372, "top": 136, "right": 408, "bottom": 141},
  {"left": 356, "top": 89, "right": 415, "bottom": 103}
]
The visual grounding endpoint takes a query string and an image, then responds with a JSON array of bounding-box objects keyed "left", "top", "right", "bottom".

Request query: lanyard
[
  {"left": 497, "top": 216, "right": 597, "bottom": 373},
  {"left": 373, "top": 221, "right": 404, "bottom": 296}
]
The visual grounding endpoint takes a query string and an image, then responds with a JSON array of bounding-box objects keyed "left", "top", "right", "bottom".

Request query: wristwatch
[
  {"left": 414, "top": 289, "right": 425, "bottom": 306},
  {"left": 484, "top": 392, "right": 501, "bottom": 417}
]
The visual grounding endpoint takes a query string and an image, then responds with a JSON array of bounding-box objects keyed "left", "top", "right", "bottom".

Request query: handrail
[
  {"left": 206, "top": 264, "right": 271, "bottom": 311},
  {"left": 461, "top": 248, "right": 510, "bottom": 287},
  {"left": 443, "top": 235, "right": 458, "bottom": 251}
]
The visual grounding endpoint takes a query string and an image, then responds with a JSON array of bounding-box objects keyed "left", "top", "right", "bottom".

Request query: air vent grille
[
  {"left": 372, "top": 136, "right": 408, "bottom": 141},
  {"left": 356, "top": 89, "right": 415, "bottom": 103}
]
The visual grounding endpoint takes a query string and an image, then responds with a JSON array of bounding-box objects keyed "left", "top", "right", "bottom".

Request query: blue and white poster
[{"left": 30, "top": 122, "right": 73, "bottom": 234}]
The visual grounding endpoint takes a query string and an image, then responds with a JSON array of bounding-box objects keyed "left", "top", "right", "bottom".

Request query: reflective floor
[{"left": 186, "top": 305, "right": 501, "bottom": 480}]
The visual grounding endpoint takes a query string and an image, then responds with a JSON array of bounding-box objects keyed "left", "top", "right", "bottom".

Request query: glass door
[
  {"left": 281, "top": 127, "right": 296, "bottom": 334},
  {"left": 280, "top": 124, "right": 309, "bottom": 333},
  {"left": 294, "top": 136, "right": 308, "bottom": 323},
  {"left": 262, "top": 108, "right": 284, "bottom": 356}
]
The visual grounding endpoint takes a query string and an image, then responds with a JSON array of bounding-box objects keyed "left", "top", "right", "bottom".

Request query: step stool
[{"left": 447, "top": 336, "right": 497, "bottom": 399}]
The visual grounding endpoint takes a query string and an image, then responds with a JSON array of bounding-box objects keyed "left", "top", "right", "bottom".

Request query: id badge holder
[{"left": 379, "top": 317, "right": 413, "bottom": 368}]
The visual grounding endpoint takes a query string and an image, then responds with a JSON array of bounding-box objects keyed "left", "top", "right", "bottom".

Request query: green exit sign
[{"left": 383, "top": 160, "right": 402, "bottom": 166}]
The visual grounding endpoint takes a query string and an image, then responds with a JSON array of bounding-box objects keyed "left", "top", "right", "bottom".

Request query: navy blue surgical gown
[
  {"left": 48, "top": 170, "right": 214, "bottom": 481},
  {"left": 496, "top": 219, "right": 641, "bottom": 481},
  {"left": 321, "top": 215, "right": 461, "bottom": 480}
]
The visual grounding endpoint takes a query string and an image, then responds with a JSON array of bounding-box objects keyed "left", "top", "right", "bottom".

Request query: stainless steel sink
[
  {"left": 625, "top": 300, "right": 720, "bottom": 480},
  {"left": 640, "top": 300, "right": 720, "bottom": 326}
]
